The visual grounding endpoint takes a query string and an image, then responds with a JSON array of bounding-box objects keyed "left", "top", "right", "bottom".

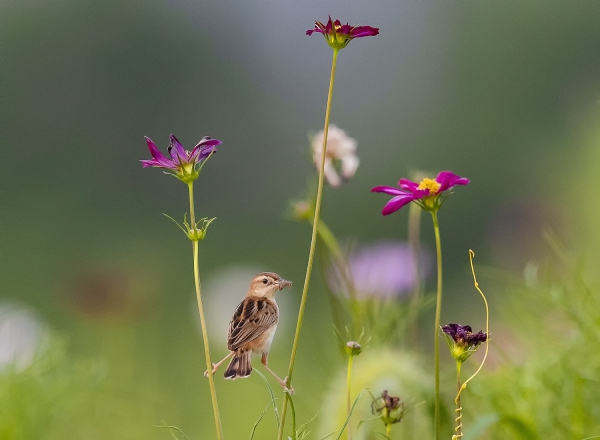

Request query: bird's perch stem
[
  {"left": 277, "top": 48, "right": 339, "bottom": 440},
  {"left": 188, "top": 182, "right": 223, "bottom": 440}
]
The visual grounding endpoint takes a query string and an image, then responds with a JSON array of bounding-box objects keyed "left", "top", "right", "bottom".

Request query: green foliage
[
  {"left": 0, "top": 335, "right": 103, "bottom": 440},
  {"left": 468, "top": 250, "right": 600, "bottom": 439}
]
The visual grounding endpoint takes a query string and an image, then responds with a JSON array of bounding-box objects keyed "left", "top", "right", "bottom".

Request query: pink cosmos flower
[
  {"left": 307, "top": 16, "right": 379, "bottom": 50},
  {"left": 141, "top": 134, "right": 221, "bottom": 183},
  {"left": 312, "top": 125, "right": 359, "bottom": 188},
  {"left": 371, "top": 171, "right": 469, "bottom": 215}
]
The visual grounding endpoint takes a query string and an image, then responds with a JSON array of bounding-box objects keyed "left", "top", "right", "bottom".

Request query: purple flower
[
  {"left": 307, "top": 17, "right": 379, "bottom": 50},
  {"left": 328, "top": 241, "right": 431, "bottom": 300},
  {"left": 442, "top": 323, "right": 487, "bottom": 362},
  {"left": 141, "top": 134, "right": 221, "bottom": 183},
  {"left": 372, "top": 171, "right": 469, "bottom": 215}
]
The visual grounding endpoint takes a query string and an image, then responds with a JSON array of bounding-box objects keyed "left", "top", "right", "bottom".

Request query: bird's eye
[{"left": 262, "top": 278, "right": 268, "bottom": 284}]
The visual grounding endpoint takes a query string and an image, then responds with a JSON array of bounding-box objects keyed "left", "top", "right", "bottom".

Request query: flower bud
[{"left": 344, "top": 341, "right": 363, "bottom": 356}]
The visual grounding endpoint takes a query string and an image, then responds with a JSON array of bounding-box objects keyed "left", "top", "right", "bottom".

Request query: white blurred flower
[
  {"left": 0, "top": 303, "right": 46, "bottom": 372},
  {"left": 312, "top": 125, "right": 359, "bottom": 188}
]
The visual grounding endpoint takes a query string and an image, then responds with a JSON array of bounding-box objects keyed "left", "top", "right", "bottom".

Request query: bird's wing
[{"left": 227, "top": 297, "right": 278, "bottom": 351}]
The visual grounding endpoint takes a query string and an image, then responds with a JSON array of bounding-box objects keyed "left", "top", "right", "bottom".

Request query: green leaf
[
  {"left": 250, "top": 400, "right": 277, "bottom": 440},
  {"left": 254, "top": 369, "right": 280, "bottom": 428},
  {"left": 154, "top": 424, "right": 191, "bottom": 440},
  {"left": 162, "top": 213, "right": 188, "bottom": 235},
  {"left": 330, "top": 388, "right": 368, "bottom": 440}
]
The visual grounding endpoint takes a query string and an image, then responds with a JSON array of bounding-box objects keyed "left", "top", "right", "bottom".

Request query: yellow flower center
[{"left": 417, "top": 178, "right": 441, "bottom": 195}]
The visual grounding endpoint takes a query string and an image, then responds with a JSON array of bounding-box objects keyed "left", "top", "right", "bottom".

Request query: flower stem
[
  {"left": 386, "top": 423, "right": 392, "bottom": 439},
  {"left": 452, "top": 361, "right": 463, "bottom": 440},
  {"left": 188, "top": 182, "right": 223, "bottom": 440},
  {"left": 277, "top": 47, "right": 339, "bottom": 440},
  {"left": 431, "top": 210, "right": 443, "bottom": 440},
  {"left": 346, "top": 353, "right": 354, "bottom": 440}
]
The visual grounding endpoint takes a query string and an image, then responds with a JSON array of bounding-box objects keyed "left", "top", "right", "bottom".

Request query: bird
[{"left": 205, "top": 272, "right": 293, "bottom": 392}]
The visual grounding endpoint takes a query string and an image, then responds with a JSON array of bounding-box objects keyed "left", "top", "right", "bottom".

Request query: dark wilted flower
[
  {"left": 311, "top": 125, "right": 359, "bottom": 188},
  {"left": 442, "top": 323, "right": 488, "bottom": 363},
  {"left": 307, "top": 16, "right": 379, "bottom": 50},
  {"left": 371, "top": 390, "right": 406, "bottom": 426},
  {"left": 372, "top": 171, "right": 469, "bottom": 215},
  {"left": 141, "top": 134, "right": 221, "bottom": 183}
]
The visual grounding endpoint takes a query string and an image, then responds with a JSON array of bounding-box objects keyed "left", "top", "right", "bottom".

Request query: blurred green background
[{"left": 2, "top": 0, "right": 600, "bottom": 438}]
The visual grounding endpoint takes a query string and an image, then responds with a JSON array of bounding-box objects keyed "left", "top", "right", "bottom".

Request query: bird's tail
[{"left": 224, "top": 350, "right": 252, "bottom": 380}]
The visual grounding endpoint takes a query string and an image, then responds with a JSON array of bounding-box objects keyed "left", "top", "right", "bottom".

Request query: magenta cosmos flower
[
  {"left": 307, "top": 16, "right": 379, "bottom": 50},
  {"left": 141, "top": 134, "right": 221, "bottom": 183},
  {"left": 371, "top": 171, "right": 469, "bottom": 215}
]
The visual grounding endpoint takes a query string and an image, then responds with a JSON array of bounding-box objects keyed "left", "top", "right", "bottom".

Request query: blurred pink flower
[{"left": 312, "top": 125, "right": 359, "bottom": 188}]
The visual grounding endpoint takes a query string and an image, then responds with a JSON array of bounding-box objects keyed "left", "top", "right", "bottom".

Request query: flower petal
[
  {"left": 371, "top": 185, "right": 406, "bottom": 196},
  {"left": 350, "top": 25, "right": 380, "bottom": 37},
  {"left": 341, "top": 154, "right": 359, "bottom": 181},
  {"left": 398, "top": 178, "right": 420, "bottom": 193},
  {"left": 436, "top": 171, "right": 470, "bottom": 192},
  {"left": 381, "top": 194, "right": 418, "bottom": 216},
  {"left": 168, "top": 134, "right": 188, "bottom": 162},
  {"left": 189, "top": 137, "right": 221, "bottom": 162},
  {"left": 197, "top": 145, "right": 218, "bottom": 162},
  {"left": 336, "top": 22, "right": 354, "bottom": 36},
  {"left": 141, "top": 136, "right": 176, "bottom": 169},
  {"left": 323, "top": 159, "right": 342, "bottom": 188}
]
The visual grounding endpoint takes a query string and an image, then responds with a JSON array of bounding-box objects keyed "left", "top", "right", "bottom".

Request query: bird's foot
[
  {"left": 203, "top": 362, "right": 219, "bottom": 377},
  {"left": 281, "top": 376, "right": 295, "bottom": 395}
]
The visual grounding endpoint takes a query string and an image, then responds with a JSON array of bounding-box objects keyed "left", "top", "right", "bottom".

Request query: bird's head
[{"left": 247, "top": 272, "right": 292, "bottom": 298}]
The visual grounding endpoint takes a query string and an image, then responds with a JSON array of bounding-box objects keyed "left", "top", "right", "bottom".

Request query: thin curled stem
[
  {"left": 456, "top": 250, "right": 490, "bottom": 398},
  {"left": 452, "top": 361, "right": 463, "bottom": 440},
  {"left": 451, "top": 250, "right": 490, "bottom": 439}
]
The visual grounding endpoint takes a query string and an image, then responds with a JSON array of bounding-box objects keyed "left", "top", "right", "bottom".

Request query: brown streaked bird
[{"left": 205, "top": 272, "right": 293, "bottom": 391}]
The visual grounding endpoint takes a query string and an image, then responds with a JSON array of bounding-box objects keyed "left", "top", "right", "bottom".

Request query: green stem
[
  {"left": 453, "top": 361, "right": 462, "bottom": 439},
  {"left": 277, "top": 47, "right": 339, "bottom": 440},
  {"left": 431, "top": 210, "right": 442, "bottom": 440},
  {"left": 313, "top": 217, "right": 361, "bottom": 329},
  {"left": 386, "top": 423, "right": 392, "bottom": 439},
  {"left": 346, "top": 354, "right": 354, "bottom": 440},
  {"left": 188, "top": 182, "right": 223, "bottom": 440}
]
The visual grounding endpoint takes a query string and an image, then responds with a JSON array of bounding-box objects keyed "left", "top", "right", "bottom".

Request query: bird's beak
[{"left": 277, "top": 279, "right": 292, "bottom": 290}]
